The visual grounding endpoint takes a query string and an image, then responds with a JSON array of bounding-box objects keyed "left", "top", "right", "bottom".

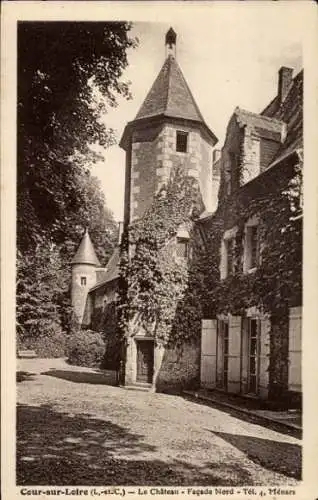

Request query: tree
[
  {"left": 17, "top": 22, "right": 137, "bottom": 340},
  {"left": 16, "top": 245, "right": 69, "bottom": 340},
  {"left": 17, "top": 21, "right": 137, "bottom": 252}
]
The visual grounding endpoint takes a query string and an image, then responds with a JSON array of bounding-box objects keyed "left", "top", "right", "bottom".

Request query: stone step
[{"left": 122, "top": 383, "right": 152, "bottom": 392}]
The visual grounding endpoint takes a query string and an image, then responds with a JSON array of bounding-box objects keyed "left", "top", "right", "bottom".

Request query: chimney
[
  {"left": 165, "top": 27, "right": 177, "bottom": 59},
  {"left": 278, "top": 66, "right": 293, "bottom": 103}
]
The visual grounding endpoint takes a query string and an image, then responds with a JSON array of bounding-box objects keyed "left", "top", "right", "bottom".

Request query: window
[
  {"left": 247, "top": 318, "right": 260, "bottom": 394},
  {"left": 176, "top": 131, "right": 188, "bottom": 153},
  {"left": 244, "top": 223, "right": 260, "bottom": 272},
  {"left": 80, "top": 276, "right": 87, "bottom": 286},
  {"left": 176, "top": 238, "right": 189, "bottom": 259},
  {"left": 220, "top": 227, "right": 238, "bottom": 280},
  {"left": 226, "top": 238, "right": 236, "bottom": 275},
  {"left": 217, "top": 320, "right": 229, "bottom": 390}
]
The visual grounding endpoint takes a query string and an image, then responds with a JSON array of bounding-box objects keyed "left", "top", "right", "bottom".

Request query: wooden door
[{"left": 136, "top": 340, "right": 154, "bottom": 383}]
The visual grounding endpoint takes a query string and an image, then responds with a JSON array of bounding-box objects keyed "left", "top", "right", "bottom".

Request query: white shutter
[
  {"left": 288, "top": 307, "right": 302, "bottom": 392},
  {"left": 227, "top": 315, "right": 241, "bottom": 393},
  {"left": 200, "top": 320, "right": 217, "bottom": 389}
]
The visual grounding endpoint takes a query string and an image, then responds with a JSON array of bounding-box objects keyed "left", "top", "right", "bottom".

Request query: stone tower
[
  {"left": 71, "top": 229, "right": 100, "bottom": 325},
  {"left": 120, "top": 28, "right": 218, "bottom": 227},
  {"left": 119, "top": 29, "right": 218, "bottom": 387}
]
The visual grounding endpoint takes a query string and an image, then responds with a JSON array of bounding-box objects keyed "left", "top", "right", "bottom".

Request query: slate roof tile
[
  {"left": 71, "top": 230, "right": 100, "bottom": 266},
  {"left": 135, "top": 55, "right": 206, "bottom": 124}
]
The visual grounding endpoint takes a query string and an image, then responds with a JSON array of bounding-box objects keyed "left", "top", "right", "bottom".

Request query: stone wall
[
  {"left": 129, "top": 122, "right": 213, "bottom": 222},
  {"left": 71, "top": 263, "right": 97, "bottom": 325},
  {"left": 260, "top": 138, "right": 280, "bottom": 173},
  {"left": 241, "top": 129, "right": 261, "bottom": 184}
]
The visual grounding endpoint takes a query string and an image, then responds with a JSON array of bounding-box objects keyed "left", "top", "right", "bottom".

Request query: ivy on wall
[
  {"left": 118, "top": 165, "right": 201, "bottom": 347},
  {"left": 191, "top": 156, "right": 302, "bottom": 396},
  {"left": 111, "top": 149, "right": 302, "bottom": 397},
  {"left": 197, "top": 158, "right": 302, "bottom": 315}
]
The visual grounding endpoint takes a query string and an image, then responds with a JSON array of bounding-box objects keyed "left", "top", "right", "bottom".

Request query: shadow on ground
[
  {"left": 41, "top": 369, "right": 117, "bottom": 386},
  {"left": 17, "top": 404, "right": 254, "bottom": 486},
  {"left": 17, "top": 372, "right": 36, "bottom": 383},
  {"left": 209, "top": 430, "right": 301, "bottom": 480},
  {"left": 182, "top": 394, "right": 301, "bottom": 439}
]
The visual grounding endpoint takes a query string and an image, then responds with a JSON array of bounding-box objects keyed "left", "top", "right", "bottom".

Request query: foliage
[
  {"left": 196, "top": 159, "right": 302, "bottom": 317},
  {"left": 118, "top": 165, "right": 200, "bottom": 346},
  {"left": 17, "top": 331, "right": 67, "bottom": 358},
  {"left": 17, "top": 22, "right": 137, "bottom": 340},
  {"left": 16, "top": 244, "right": 71, "bottom": 340},
  {"left": 18, "top": 21, "right": 136, "bottom": 253},
  {"left": 66, "top": 329, "right": 105, "bottom": 367},
  {"left": 90, "top": 301, "right": 122, "bottom": 370},
  {"left": 190, "top": 157, "right": 303, "bottom": 395}
]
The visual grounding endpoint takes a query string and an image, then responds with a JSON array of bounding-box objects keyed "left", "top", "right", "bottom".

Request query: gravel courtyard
[{"left": 17, "top": 358, "right": 301, "bottom": 486}]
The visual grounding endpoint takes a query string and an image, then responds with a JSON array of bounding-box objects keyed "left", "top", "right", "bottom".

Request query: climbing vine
[
  {"left": 190, "top": 156, "right": 302, "bottom": 396},
  {"left": 116, "top": 149, "right": 302, "bottom": 396},
  {"left": 118, "top": 165, "right": 201, "bottom": 347}
]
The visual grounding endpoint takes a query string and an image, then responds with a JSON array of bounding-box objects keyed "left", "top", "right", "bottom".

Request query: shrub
[
  {"left": 65, "top": 329, "right": 105, "bottom": 368},
  {"left": 17, "top": 330, "right": 66, "bottom": 358}
]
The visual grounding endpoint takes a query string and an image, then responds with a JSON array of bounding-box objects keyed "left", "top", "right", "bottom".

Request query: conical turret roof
[
  {"left": 71, "top": 229, "right": 100, "bottom": 266},
  {"left": 135, "top": 55, "right": 206, "bottom": 124},
  {"left": 120, "top": 34, "right": 218, "bottom": 149}
]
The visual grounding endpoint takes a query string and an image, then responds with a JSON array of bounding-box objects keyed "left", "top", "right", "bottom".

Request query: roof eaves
[
  {"left": 88, "top": 274, "right": 119, "bottom": 294},
  {"left": 120, "top": 114, "right": 218, "bottom": 149}
]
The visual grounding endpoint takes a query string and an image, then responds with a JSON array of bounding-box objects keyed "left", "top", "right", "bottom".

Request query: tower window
[
  {"left": 80, "top": 276, "right": 87, "bottom": 286},
  {"left": 176, "top": 131, "right": 188, "bottom": 153}
]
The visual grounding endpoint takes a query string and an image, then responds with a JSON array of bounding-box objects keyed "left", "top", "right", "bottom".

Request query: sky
[{"left": 91, "top": 7, "right": 303, "bottom": 222}]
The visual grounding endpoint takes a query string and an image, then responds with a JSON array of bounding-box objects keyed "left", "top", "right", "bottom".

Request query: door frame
[
  {"left": 216, "top": 318, "right": 229, "bottom": 390},
  {"left": 136, "top": 338, "right": 154, "bottom": 384},
  {"left": 244, "top": 317, "right": 261, "bottom": 395}
]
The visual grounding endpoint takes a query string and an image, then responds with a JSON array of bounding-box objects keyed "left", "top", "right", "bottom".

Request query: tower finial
[{"left": 165, "top": 27, "right": 177, "bottom": 59}]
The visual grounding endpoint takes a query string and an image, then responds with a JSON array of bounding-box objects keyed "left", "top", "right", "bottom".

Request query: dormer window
[
  {"left": 176, "top": 131, "right": 188, "bottom": 153},
  {"left": 80, "top": 276, "right": 87, "bottom": 286}
]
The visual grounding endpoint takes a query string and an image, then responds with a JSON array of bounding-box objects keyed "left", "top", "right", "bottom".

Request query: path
[{"left": 17, "top": 358, "right": 301, "bottom": 486}]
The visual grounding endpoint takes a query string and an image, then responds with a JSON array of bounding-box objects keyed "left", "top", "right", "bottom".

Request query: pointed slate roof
[
  {"left": 135, "top": 55, "right": 206, "bottom": 123},
  {"left": 71, "top": 229, "right": 100, "bottom": 266},
  {"left": 120, "top": 50, "right": 218, "bottom": 148}
]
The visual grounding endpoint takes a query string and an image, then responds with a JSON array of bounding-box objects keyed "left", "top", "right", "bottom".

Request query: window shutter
[
  {"left": 227, "top": 315, "right": 241, "bottom": 393},
  {"left": 288, "top": 307, "right": 302, "bottom": 392},
  {"left": 259, "top": 316, "right": 270, "bottom": 398},
  {"left": 201, "top": 320, "right": 217, "bottom": 389}
]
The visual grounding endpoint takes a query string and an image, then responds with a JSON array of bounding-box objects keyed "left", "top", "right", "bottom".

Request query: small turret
[{"left": 71, "top": 229, "right": 100, "bottom": 326}]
